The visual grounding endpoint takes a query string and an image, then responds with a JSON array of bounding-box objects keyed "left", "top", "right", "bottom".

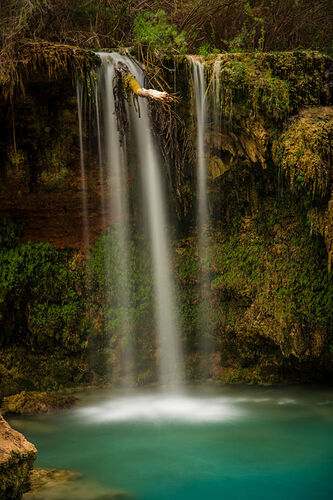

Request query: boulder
[{"left": 0, "top": 414, "right": 37, "bottom": 500}]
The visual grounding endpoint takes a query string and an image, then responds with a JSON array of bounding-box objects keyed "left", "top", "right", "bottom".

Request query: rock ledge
[{"left": 0, "top": 414, "right": 37, "bottom": 500}]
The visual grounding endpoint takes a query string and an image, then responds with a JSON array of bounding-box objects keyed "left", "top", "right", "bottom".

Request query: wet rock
[
  {"left": 24, "top": 468, "right": 132, "bottom": 500},
  {"left": 0, "top": 414, "right": 37, "bottom": 500},
  {"left": 1, "top": 391, "right": 77, "bottom": 415}
]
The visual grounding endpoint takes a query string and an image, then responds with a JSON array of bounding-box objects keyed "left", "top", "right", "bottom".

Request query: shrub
[{"left": 133, "top": 10, "right": 187, "bottom": 55}]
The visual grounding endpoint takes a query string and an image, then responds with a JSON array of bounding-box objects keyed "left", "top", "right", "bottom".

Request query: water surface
[{"left": 11, "top": 386, "right": 333, "bottom": 500}]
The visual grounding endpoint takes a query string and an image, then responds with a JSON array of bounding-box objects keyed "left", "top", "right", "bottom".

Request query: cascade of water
[
  {"left": 212, "top": 60, "right": 222, "bottom": 135},
  {"left": 190, "top": 57, "right": 212, "bottom": 374},
  {"left": 95, "top": 53, "right": 134, "bottom": 385},
  {"left": 191, "top": 59, "right": 208, "bottom": 235},
  {"left": 81, "top": 52, "right": 183, "bottom": 389},
  {"left": 76, "top": 80, "right": 90, "bottom": 250},
  {"left": 119, "top": 56, "right": 183, "bottom": 390}
]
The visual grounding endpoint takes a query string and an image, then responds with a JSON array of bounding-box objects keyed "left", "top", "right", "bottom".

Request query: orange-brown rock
[{"left": 0, "top": 414, "right": 37, "bottom": 499}]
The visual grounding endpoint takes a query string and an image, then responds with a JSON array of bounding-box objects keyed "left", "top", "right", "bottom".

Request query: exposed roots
[{"left": 1, "top": 40, "right": 99, "bottom": 99}]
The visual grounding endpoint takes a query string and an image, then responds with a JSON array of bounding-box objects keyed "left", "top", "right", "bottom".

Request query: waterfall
[
  {"left": 212, "top": 59, "right": 222, "bottom": 134},
  {"left": 94, "top": 53, "right": 134, "bottom": 385},
  {"left": 191, "top": 59, "right": 208, "bottom": 235},
  {"left": 76, "top": 80, "right": 90, "bottom": 250},
  {"left": 93, "top": 53, "right": 183, "bottom": 389},
  {"left": 190, "top": 57, "right": 212, "bottom": 375},
  {"left": 120, "top": 57, "right": 183, "bottom": 390}
]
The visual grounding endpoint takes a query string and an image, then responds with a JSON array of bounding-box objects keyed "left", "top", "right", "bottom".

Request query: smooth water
[
  {"left": 95, "top": 53, "right": 134, "bottom": 383},
  {"left": 190, "top": 57, "right": 213, "bottom": 369},
  {"left": 190, "top": 58, "right": 208, "bottom": 234},
  {"left": 11, "top": 387, "right": 333, "bottom": 500},
  {"left": 123, "top": 57, "right": 183, "bottom": 389},
  {"left": 82, "top": 52, "right": 183, "bottom": 388}
]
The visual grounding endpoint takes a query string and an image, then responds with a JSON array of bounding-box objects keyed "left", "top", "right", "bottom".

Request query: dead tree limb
[{"left": 115, "top": 61, "right": 174, "bottom": 103}]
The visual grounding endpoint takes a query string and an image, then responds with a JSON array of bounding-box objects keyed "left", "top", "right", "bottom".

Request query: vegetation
[
  {"left": 0, "top": 2, "right": 332, "bottom": 391},
  {"left": 0, "top": 219, "right": 87, "bottom": 351},
  {"left": 133, "top": 10, "right": 187, "bottom": 55},
  {"left": 1, "top": 1, "right": 332, "bottom": 55},
  {"left": 273, "top": 107, "right": 333, "bottom": 198},
  {"left": 1, "top": 188, "right": 332, "bottom": 392},
  {"left": 0, "top": 221, "right": 156, "bottom": 394},
  {"left": 175, "top": 192, "right": 333, "bottom": 384},
  {"left": 206, "top": 51, "right": 328, "bottom": 123},
  {"left": 1, "top": 1, "right": 332, "bottom": 95}
]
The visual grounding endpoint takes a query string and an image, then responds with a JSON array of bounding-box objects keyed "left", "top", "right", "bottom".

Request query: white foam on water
[
  {"left": 277, "top": 398, "right": 297, "bottom": 405},
  {"left": 76, "top": 393, "right": 244, "bottom": 423}
]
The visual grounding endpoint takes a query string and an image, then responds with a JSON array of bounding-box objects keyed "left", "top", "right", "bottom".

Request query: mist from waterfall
[{"left": 76, "top": 80, "right": 90, "bottom": 250}]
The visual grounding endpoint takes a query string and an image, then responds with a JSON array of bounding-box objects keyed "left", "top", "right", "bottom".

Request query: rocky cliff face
[
  {"left": 0, "top": 47, "right": 332, "bottom": 389},
  {"left": 0, "top": 74, "right": 107, "bottom": 250},
  {"left": 0, "top": 415, "right": 37, "bottom": 500}
]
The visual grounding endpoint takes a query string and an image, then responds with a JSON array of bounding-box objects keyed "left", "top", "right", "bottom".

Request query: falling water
[
  {"left": 190, "top": 57, "right": 212, "bottom": 374},
  {"left": 95, "top": 53, "right": 134, "bottom": 385},
  {"left": 212, "top": 59, "right": 223, "bottom": 134},
  {"left": 191, "top": 59, "right": 208, "bottom": 235},
  {"left": 76, "top": 80, "right": 90, "bottom": 250},
  {"left": 121, "top": 57, "right": 183, "bottom": 389},
  {"left": 79, "top": 53, "right": 183, "bottom": 388}
]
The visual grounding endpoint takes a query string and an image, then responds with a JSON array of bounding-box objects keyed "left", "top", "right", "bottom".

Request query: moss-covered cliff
[{"left": 0, "top": 47, "right": 332, "bottom": 390}]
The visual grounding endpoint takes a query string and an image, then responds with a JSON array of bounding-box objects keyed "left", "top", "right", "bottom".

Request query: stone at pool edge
[
  {"left": 1, "top": 391, "right": 78, "bottom": 415},
  {"left": 24, "top": 468, "right": 133, "bottom": 500},
  {"left": 0, "top": 414, "right": 37, "bottom": 500}
]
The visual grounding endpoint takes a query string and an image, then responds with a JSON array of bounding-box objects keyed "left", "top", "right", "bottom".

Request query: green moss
[
  {"left": 0, "top": 238, "right": 87, "bottom": 350},
  {"left": 0, "top": 223, "right": 158, "bottom": 393},
  {"left": 273, "top": 107, "right": 333, "bottom": 197},
  {"left": 206, "top": 51, "right": 327, "bottom": 122},
  {"left": 0, "top": 51, "right": 332, "bottom": 388},
  {"left": 174, "top": 190, "right": 333, "bottom": 383}
]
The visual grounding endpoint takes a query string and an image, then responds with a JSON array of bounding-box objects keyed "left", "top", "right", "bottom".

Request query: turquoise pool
[{"left": 10, "top": 386, "right": 333, "bottom": 500}]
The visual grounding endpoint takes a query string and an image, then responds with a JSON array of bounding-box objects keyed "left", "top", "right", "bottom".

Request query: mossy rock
[
  {"left": 24, "top": 468, "right": 132, "bottom": 500},
  {"left": 1, "top": 391, "right": 77, "bottom": 416},
  {"left": 273, "top": 107, "right": 333, "bottom": 197}
]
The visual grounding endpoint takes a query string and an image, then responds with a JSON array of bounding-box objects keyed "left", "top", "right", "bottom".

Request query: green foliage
[
  {"left": 198, "top": 42, "right": 219, "bottom": 57},
  {"left": 212, "top": 56, "right": 290, "bottom": 120},
  {"left": 70, "top": 0, "right": 98, "bottom": 22},
  {"left": 208, "top": 51, "right": 325, "bottom": 123},
  {"left": 0, "top": 218, "right": 22, "bottom": 249},
  {"left": 133, "top": 10, "right": 187, "bottom": 55},
  {"left": 174, "top": 189, "right": 332, "bottom": 374},
  {"left": 0, "top": 222, "right": 156, "bottom": 388},
  {"left": 225, "top": 23, "right": 256, "bottom": 52},
  {"left": 70, "top": 0, "right": 132, "bottom": 26},
  {"left": 88, "top": 226, "right": 153, "bottom": 337},
  {"left": 211, "top": 230, "right": 265, "bottom": 299},
  {"left": 0, "top": 236, "right": 87, "bottom": 350}
]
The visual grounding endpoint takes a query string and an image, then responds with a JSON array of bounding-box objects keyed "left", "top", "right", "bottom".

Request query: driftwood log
[{"left": 115, "top": 61, "right": 173, "bottom": 103}]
